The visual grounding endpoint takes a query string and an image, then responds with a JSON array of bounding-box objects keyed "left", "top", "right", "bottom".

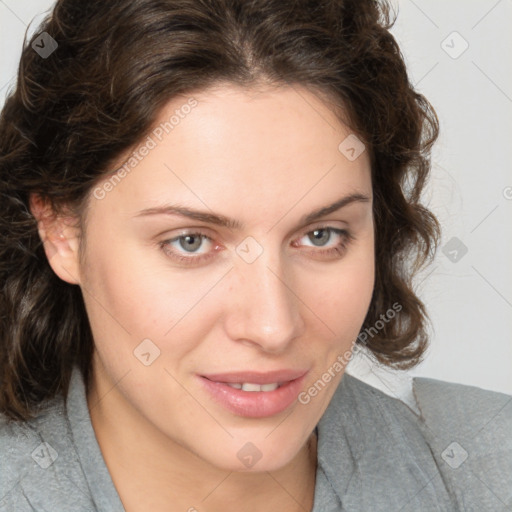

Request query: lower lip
[{"left": 198, "top": 373, "right": 308, "bottom": 418}]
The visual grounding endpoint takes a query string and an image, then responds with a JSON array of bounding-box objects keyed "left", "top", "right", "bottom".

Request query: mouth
[{"left": 198, "top": 369, "right": 309, "bottom": 418}]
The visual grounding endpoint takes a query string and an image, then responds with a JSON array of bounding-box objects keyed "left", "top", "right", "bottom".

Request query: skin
[{"left": 30, "top": 83, "right": 375, "bottom": 512}]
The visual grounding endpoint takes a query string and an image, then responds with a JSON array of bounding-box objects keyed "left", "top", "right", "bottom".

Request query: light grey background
[{"left": 1, "top": 1, "right": 511, "bottom": 397}]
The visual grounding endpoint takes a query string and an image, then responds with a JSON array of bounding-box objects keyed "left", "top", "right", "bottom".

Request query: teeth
[
  {"left": 259, "top": 383, "right": 279, "bottom": 392},
  {"left": 242, "top": 383, "right": 264, "bottom": 392},
  {"left": 225, "top": 382, "right": 280, "bottom": 392}
]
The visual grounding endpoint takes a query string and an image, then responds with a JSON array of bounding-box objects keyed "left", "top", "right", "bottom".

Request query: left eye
[{"left": 298, "top": 227, "right": 344, "bottom": 248}]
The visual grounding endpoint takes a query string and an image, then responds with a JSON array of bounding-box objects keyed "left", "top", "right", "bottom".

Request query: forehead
[
  {"left": 92, "top": 83, "right": 371, "bottom": 224},
  {"left": 170, "top": 82, "right": 357, "bottom": 155}
]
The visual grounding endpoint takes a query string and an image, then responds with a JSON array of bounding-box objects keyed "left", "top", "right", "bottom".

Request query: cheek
[
  {"left": 308, "top": 241, "right": 375, "bottom": 336},
  {"left": 81, "top": 237, "right": 224, "bottom": 359}
]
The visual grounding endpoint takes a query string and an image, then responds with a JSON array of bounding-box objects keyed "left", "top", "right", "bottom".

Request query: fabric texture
[{"left": 1, "top": 365, "right": 511, "bottom": 511}]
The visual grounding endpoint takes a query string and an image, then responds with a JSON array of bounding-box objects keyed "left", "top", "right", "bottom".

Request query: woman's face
[{"left": 63, "top": 84, "right": 374, "bottom": 471}]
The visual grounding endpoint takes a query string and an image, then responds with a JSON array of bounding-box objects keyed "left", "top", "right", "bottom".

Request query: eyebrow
[{"left": 133, "top": 192, "right": 371, "bottom": 230}]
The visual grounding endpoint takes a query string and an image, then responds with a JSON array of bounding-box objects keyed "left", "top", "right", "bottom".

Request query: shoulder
[
  {"left": 319, "top": 372, "right": 512, "bottom": 510},
  {"left": 0, "top": 395, "right": 95, "bottom": 511},
  {"left": 0, "top": 398, "right": 65, "bottom": 494},
  {"left": 412, "top": 376, "right": 512, "bottom": 509},
  {"left": 339, "top": 372, "right": 512, "bottom": 437},
  {"left": 411, "top": 375, "right": 512, "bottom": 430}
]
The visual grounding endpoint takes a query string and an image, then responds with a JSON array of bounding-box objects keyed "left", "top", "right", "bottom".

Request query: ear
[{"left": 29, "top": 193, "right": 82, "bottom": 285}]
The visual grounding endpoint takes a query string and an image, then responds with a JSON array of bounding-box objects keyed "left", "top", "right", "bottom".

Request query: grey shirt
[{"left": 1, "top": 366, "right": 511, "bottom": 511}]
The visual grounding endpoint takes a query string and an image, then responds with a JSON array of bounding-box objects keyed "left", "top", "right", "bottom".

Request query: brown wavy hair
[{"left": 0, "top": 0, "right": 440, "bottom": 421}]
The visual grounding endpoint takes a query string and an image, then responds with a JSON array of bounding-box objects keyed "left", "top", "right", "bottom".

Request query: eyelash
[{"left": 159, "top": 225, "right": 355, "bottom": 266}]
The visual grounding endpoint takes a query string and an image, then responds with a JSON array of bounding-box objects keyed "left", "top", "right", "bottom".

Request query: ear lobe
[{"left": 29, "top": 193, "right": 82, "bottom": 285}]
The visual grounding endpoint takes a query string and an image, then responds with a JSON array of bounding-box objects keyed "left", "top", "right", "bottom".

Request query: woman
[{"left": 0, "top": 0, "right": 510, "bottom": 510}]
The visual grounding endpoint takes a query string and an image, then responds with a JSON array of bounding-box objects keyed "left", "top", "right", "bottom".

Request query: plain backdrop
[{"left": 1, "top": 0, "right": 511, "bottom": 399}]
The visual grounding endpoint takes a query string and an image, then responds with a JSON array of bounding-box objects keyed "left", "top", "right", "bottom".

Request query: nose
[{"left": 223, "top": 247, "right": 305, "bottom": 354}]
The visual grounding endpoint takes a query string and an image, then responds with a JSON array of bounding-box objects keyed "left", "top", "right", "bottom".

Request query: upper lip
[{"left": 201, "top": 369, "right": 308, "bottom": 384}]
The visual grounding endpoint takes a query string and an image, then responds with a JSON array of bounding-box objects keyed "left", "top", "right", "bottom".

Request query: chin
[{"left": 197, "top": 436, "right": 305, "bottom": 473}]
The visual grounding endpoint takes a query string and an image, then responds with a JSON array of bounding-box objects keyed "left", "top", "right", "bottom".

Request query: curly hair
[{"left": 0, "top": 0, "right": 440, "bottom": 421}]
